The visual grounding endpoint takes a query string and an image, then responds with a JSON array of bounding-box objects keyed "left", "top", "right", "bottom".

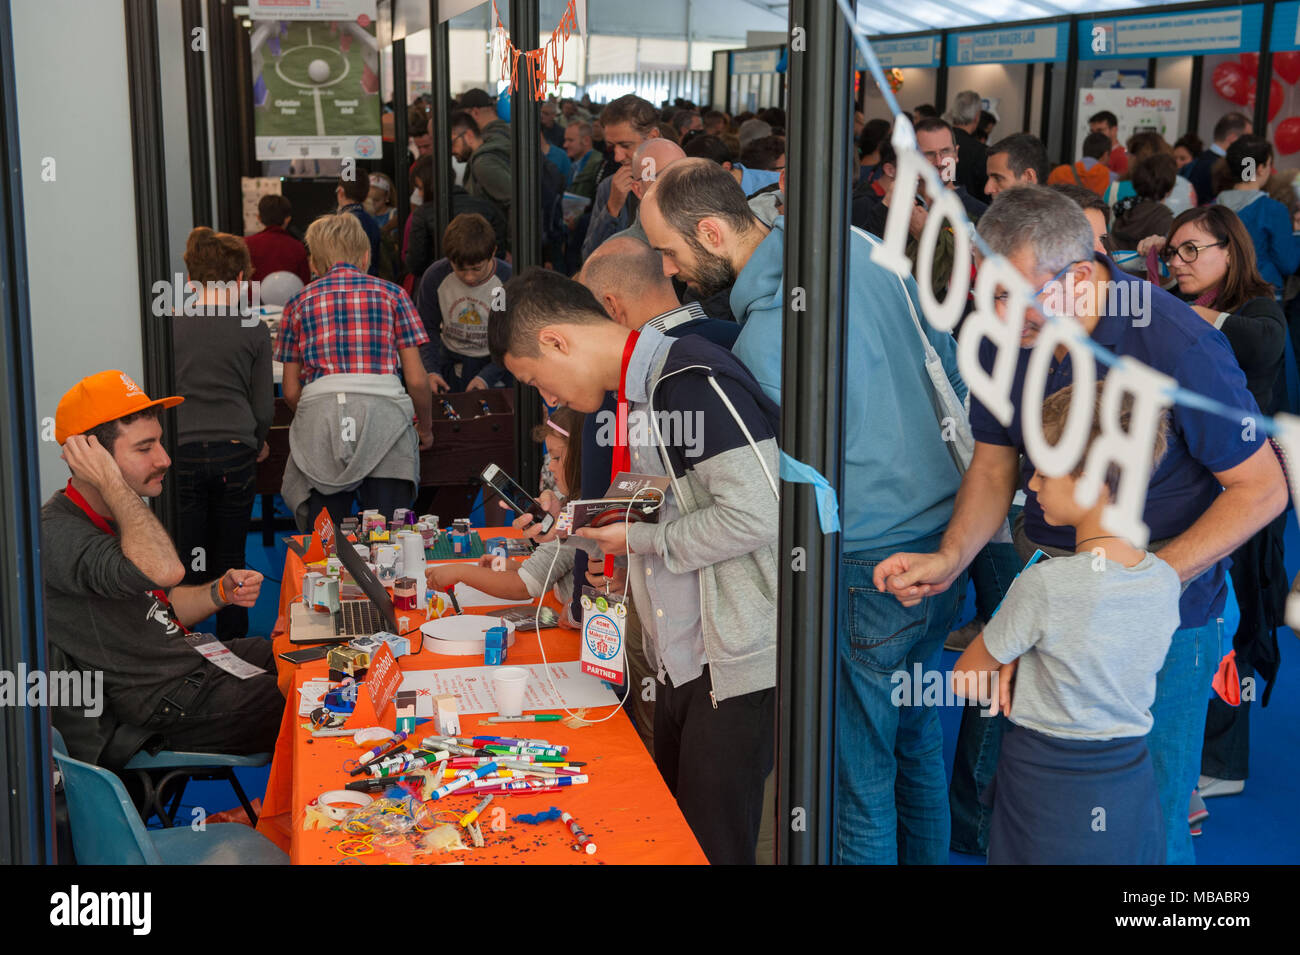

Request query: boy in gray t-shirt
[
  {"left": 952, "top": 382, "right": 1178, "bottom": 864},
  {"left": 979, "top": 550, "right": 1180, "bottom": 739}
]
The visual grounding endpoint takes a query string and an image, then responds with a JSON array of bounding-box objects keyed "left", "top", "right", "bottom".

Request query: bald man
[
  {"left": 578, "top": 236, "right": 740, "bottom": 347},
  {"left": 603, "top": 139, "right": 687, "bottom": 249}
]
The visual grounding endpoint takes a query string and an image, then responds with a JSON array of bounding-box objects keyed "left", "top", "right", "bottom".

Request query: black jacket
[
  {"left": 954, "top": 126, "right": 989, "bottom": 201},
  {"left": 407, "top": 185, "right": 509, "bottom": 283}
]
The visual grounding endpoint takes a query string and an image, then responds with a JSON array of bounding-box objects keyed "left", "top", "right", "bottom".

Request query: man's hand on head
[{"left": 61, "top": 435, "right": 126, "bottom": 495}]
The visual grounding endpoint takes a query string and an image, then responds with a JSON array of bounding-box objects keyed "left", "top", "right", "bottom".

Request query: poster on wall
[
  {"left": 249, "top": 0, "right": 382, "bottom": 162},
  {"left": 1075, "top": 88, "right": 1181, "bottom": 157}
]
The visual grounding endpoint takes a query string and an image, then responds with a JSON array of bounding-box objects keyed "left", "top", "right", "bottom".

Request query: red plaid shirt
[{"left": 275, "top": 264, "right": 428, "bottom": 385}]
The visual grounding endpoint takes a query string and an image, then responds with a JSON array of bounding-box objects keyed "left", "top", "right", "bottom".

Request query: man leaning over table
[
  {"left": 488, "top": 267, "right": 780, "bottom": 866},
  {"left": 41, "top": 370, "right": 284, "bottom": 767}
]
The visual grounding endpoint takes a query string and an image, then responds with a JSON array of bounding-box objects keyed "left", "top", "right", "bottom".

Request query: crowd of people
[{"left": 40, "top": 82, "right": 1296, "bottom": 867}]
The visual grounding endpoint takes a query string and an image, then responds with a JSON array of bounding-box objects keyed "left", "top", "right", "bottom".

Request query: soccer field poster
[{"left": 249, "top": 0, "right": 383, "bottom": 161}]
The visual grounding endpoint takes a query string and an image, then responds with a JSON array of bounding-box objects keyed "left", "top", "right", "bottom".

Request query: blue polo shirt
[{"left": 970, "top": 255, "right": 1262, "bottom": 629}]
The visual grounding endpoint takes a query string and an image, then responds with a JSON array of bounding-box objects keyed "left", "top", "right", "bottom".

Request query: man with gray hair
[
  {"left": 874, "top": 184, "right": 1287, "bottom": 865},
  {"left": 945, "top": 90, "right": 988, "bottom": 199}
]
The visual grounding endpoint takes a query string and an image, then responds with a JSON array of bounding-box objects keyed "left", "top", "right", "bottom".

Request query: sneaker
[
  {"left": 1188, "top": 790, "right": 1209, "bottom": 827},
  {"left": 1197, "top": 775, "right": 1245, "bottom": 799},
  {"left": 945, "top": 619, "right": 983, "bottom": 652}
]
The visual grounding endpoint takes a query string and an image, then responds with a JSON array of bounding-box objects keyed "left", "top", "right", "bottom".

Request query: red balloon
[
  {"left": 1240, "top": 52, "right": 1260, "bottom": 73},
  {"left": 1246, "top": 77, "right": 1285, "bottom": 123},
  {"left": 1275, "top": 117, "right": 1300, "bottom": 155},
  {"left": 1275, "top": 51, "right": 1300, "bottom": 86},
  {"left": 1212, "top": 61, "right": 1252, "bottom": 106}
]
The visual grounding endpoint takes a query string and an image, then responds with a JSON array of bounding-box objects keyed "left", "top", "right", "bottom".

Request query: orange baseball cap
[{"left": 55, "top": 370, "right": 184, "bottom": 445}]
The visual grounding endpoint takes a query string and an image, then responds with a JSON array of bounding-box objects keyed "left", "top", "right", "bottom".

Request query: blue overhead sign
[
  {"left": 1271, "top": 0, "right": 1300, "bottom": 51},
  {"left": 860, "top": 35, "right": 941, "bottom": 70},
  {"left": 948, "top": 24, "right": 1067, "bottom": 66},
  {"left": 1079, "top": 6, "right": 1263, "bottom": 59}
]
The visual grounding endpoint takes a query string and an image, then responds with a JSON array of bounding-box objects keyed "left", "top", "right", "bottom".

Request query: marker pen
[{"left": 429, "top": 762, "right": 499, "bottom": 800}]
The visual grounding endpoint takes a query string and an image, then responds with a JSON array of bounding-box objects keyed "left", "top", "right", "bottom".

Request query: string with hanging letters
[
  {"left": 491, "top": 0, "right": 580, "bottom": 100},
  {"left": 832, "top": 0, "right": 1300, "bottom": 627}
]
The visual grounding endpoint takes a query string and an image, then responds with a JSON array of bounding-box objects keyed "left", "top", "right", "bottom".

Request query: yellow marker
[{"left": 460, "top": 794, "right": 494, "bottom": 828}]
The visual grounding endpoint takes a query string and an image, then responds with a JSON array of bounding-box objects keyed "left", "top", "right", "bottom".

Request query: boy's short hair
[
  {"left": 258, "top": 194, "right": 292, "bottom": 227},
  {"left": 1225, "top": 134, "right": 1274, "bottom": 184},
  {"left": 304, "top": 213, "right": 370, "bottom": 274},
  {"left": 442, "top": 213, "right": 496, "bottom": 267},
  {"left": 1081, "top": 131, "right": 1112, "bottom": 161},
  {"left": 184, "top": 227, "right": 251, "bottom": 283},
  {"left": 1039, "top": 381, "right": 1169, "bottom": 499},
  {"left": 338, "top": 173, "right": 369, "bottom": 204},
  {"left": 489, "top": 267, "right": 611, "bottom": 365}
]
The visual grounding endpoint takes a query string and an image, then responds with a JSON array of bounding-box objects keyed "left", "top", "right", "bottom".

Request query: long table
[{"left": 255, "top": 529, "right": 708, "bottom": 865}]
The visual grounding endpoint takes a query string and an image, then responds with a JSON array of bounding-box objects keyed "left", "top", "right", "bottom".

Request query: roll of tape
[{"left": 316, "top": 790, "right": 373, "bottom": 821}]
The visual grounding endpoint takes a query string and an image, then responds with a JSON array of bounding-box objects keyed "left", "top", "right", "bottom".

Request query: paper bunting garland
[{"left": 492, "top": 0, "right": 580, "bottom": 100}]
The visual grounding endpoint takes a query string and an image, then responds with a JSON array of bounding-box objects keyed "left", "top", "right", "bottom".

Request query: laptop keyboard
[{"left": 335, "top": 600, "right": 384, "bottom": 636}]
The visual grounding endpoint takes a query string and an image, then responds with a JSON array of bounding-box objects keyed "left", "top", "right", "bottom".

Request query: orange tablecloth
[{"left": 256, "top": 529, "right": 708, "bottom": 865}]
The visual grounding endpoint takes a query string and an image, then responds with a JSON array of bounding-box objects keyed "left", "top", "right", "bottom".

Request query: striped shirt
[{"left": 274, "top": 263, "right": 428, "bottom": 385}]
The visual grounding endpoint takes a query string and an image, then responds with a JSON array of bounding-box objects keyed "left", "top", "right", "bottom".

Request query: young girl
[{"left": 426, "top": 407, "right": 584, "bottom": 624}]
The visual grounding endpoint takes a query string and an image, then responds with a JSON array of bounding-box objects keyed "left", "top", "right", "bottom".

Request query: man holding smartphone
[{"left": 489, "top": 267, "right": 780, "bottom": 866}]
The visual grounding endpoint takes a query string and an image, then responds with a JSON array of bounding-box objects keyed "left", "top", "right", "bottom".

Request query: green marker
[{"left": 485, "top": 714, "right": 562, "bottom": 723}]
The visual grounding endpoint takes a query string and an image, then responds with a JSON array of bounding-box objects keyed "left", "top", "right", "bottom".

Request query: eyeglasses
[
  {"left": 992, "top": 260, "right": 1084, "bottom": 307},
  {"left": 1160, "top": 240, "right": 1227, "bottom": 264}
]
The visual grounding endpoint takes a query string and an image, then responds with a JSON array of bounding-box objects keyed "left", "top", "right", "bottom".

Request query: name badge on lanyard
[{"left": 579, "top": 586, "right": 626, "bottom": 686}]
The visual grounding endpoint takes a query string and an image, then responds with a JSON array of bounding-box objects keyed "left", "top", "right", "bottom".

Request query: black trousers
[
  {"left": 143, "top": 638, "right": 284, "bottom": 755},
  {"left": 307, "top": 476, "right": 413, "bottom": 530},
  {"left": 175, "top": 441, "right": 257, "bottom": 640},
  {"left": 654, "top": 666, "right": 774, "bottom": 865}
]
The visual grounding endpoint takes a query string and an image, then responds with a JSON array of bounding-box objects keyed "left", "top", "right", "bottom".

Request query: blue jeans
[
  {"left": 949, "top": 533, "right": 1025, "bottom": 854},
  {"left": 834, "top": 538, "right": 965, "bottom": 865},
  {"left": 1148, "top": 621, "right": 1217, "bottom": 865}
]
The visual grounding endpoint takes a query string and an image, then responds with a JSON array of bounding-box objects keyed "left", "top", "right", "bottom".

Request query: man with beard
[
  {"left": 41, "top": 371, "right": 285, "bottom": 765},
  {"left": 642, "top": 159, "right": 971, "bottom": 864}
]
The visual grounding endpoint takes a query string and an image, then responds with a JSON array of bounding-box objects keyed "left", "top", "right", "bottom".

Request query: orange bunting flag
[{"left": 492, "top": 0, "right": 578, "bottom": 99}]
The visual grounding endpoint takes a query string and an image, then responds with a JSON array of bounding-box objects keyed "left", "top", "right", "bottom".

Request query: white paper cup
[{"left": 492, "top": 666, "right": 529, "bottom": 717}]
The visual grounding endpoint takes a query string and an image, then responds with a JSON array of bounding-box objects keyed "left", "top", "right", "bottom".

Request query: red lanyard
[
  {"left": 64, "top": 480, "right": 191, "bottom": 634},
  {"left": 605, "top": 330, "right": 640, "bottom": 576}
]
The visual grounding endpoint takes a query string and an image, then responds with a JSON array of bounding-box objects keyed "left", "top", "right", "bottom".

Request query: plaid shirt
[{"left": 274, "top": 264, "right": 428, "bottom": 384}]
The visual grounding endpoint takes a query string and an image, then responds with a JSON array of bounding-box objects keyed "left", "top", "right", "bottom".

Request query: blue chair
[
  {"left": 124, "top": 749, "right": 271, "bottom": 828},
  {"left": 51, "top": 729, "right": 287, "bottom": 865}
]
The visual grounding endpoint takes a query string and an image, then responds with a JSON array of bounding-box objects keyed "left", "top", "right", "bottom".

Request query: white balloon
[{"left": 259, "top": 270, "right": 304, "bottom": 307}]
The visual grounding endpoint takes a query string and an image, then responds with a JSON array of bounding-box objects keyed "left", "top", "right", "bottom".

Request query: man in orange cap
[{"left": 42, "top": 370, "right": 284, "bottom": 764}]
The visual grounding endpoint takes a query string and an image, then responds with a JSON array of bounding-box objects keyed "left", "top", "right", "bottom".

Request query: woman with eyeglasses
[
  {"left": 1141, "top": 205, "right": 1285, "bottom": 414},
  {"left": 1140, "top": 204, "right": 1287, "bottom": 823}
]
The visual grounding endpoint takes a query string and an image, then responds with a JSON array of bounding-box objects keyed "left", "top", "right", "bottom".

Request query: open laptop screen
[{"left": 334, "top": 530, "right": 400, "bottom": 634}]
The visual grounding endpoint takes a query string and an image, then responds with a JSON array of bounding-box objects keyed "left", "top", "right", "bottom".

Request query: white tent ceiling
[{"left": 399, "top": 0, "right": 1231, "bottom": 44}]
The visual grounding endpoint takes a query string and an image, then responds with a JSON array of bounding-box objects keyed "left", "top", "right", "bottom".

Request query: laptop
[{"left": 289, "top": 530, "right": 402, "bottom": 645}]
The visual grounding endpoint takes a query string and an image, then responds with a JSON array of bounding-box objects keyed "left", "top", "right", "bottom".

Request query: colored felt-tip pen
[
  {"left": 473, "top": 774, "right": 588, "bottom": 792},
  {"left": 429, "top": 762, "right": 499, "bottom": 800},
  {"left": 460, "top": 794, "right": 494, "bottom": 828},
  {"left": 485, "top": 714, "right": 561, "bottom": 723},
  {"left": 475, "top": 736, "right": 567, "bottom": 754},
  {"left": 345, "top": 774, "right": 420, "bottom": 793},
  {"left": 484, "top": 744, "right": 567, "bottom": 759}
]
